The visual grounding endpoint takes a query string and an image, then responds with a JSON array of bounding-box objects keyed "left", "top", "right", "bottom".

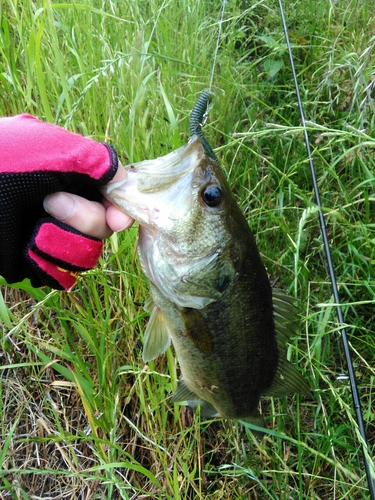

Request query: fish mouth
[{"left": 102, "top": 135, "right": 207, "bottom": 227}]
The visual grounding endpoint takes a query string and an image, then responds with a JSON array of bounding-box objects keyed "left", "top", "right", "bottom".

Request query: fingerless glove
[{"left": 0, "top": 114, "right": 118, "bottom": 289}]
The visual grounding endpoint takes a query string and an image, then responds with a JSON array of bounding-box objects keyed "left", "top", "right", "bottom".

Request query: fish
[{"left": 102, "top": 91, "right": 309, "bottom": 430}]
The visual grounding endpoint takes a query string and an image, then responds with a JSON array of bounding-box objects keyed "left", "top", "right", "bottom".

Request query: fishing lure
[{"left": 189, "top": 88, "right": 221, "bottom": 165}]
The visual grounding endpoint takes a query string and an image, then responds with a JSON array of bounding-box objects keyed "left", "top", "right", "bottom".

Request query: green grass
[{"left": 1, "top": 0, "right": 375, "bottom": 498}]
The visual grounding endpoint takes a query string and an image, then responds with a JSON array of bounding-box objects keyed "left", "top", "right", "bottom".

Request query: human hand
[
  {"left": 0, "top": 114, "right": 133, "bottom": 290},
  {"left": 43, "top": 167, "right": 134, "bottom": 240}
]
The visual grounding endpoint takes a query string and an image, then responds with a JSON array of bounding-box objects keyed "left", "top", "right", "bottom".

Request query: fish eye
[{"left": 201, "top": 184, "right": 222, "bottom": 207}]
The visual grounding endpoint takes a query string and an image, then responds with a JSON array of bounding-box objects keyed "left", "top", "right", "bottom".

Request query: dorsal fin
[
  {"left": 269, "top": 288, "right": 310, "bottom": 396},
  {"left": 264, "top": 357, "right": 310, "bottom": 397},
  {"left": 272, "top": 288, "right": 300, "bottom": 346}
]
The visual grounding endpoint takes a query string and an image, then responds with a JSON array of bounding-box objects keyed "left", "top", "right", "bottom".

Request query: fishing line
[
  {"left": 189, "top": 1, "right": 228, "bottom": 161},
  {"left": 209, "top": 0, "right": 228, "bottom": 92},
  {"left": 277, "top": 0, "right": 375, "bottom": 497}
]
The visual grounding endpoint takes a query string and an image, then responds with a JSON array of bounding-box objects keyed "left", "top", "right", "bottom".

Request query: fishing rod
[{"left": 277, "top": 0, "right": 375, "bottom": 497}]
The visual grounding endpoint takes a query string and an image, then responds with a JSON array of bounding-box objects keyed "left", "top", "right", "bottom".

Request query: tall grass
[{"left": 1, "top": 0, "right": 374, "bottom": 498}]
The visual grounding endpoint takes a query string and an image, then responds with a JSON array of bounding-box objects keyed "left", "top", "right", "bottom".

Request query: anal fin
[
  {"left": 170, "top": 380, "right": 220, "bottom": 418},
  {"left": 240, "top": 412, "right": 267, "bottom": 439},
  {"left": 187, "top": 399, "right": 219, "bottom": 418},
  {"left": 170, "top": 379, "right": 198, "bottom": 403}
]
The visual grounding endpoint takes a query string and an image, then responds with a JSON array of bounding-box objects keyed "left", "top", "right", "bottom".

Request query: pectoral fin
[
  {"left": 143, "top": 296, "right": 154, "bottom": 314},
  {"left": 180, "top": 308, "right": 213, "bottom": 353},
  {"left": 142, "top": 305, "right": 171, "bottom": 362}
]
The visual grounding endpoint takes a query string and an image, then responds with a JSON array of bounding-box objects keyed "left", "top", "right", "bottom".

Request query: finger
[
  {"left": 104, "top": 161, "right": 135, "bottom": 232},
  {"left": 105, "top": 203, "right": 134, "bottom": 232},
  {"left": 109, "top": 161, "right": 128, "bottom": 184},
  {"left": 44, "top": 192, "right": 113, "bottom": 239}
]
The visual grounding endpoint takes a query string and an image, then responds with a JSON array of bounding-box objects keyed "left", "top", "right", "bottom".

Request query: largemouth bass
[{"left": 103, "top": 95, "right": 308, "bottom": 428}]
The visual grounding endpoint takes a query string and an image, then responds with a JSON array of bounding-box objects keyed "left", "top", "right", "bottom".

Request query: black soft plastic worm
[{"left": 189, "top": 88, "right": 220, "bottom": 165}]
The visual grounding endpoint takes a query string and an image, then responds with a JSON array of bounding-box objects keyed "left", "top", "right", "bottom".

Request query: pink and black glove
[{"left": 0, "top": 114, "right": 118, "bottom": 290}]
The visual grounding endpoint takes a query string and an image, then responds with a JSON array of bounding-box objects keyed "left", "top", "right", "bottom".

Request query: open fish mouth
[{"left": 103, "top": 135, "right": 207, "bottom": 229}]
